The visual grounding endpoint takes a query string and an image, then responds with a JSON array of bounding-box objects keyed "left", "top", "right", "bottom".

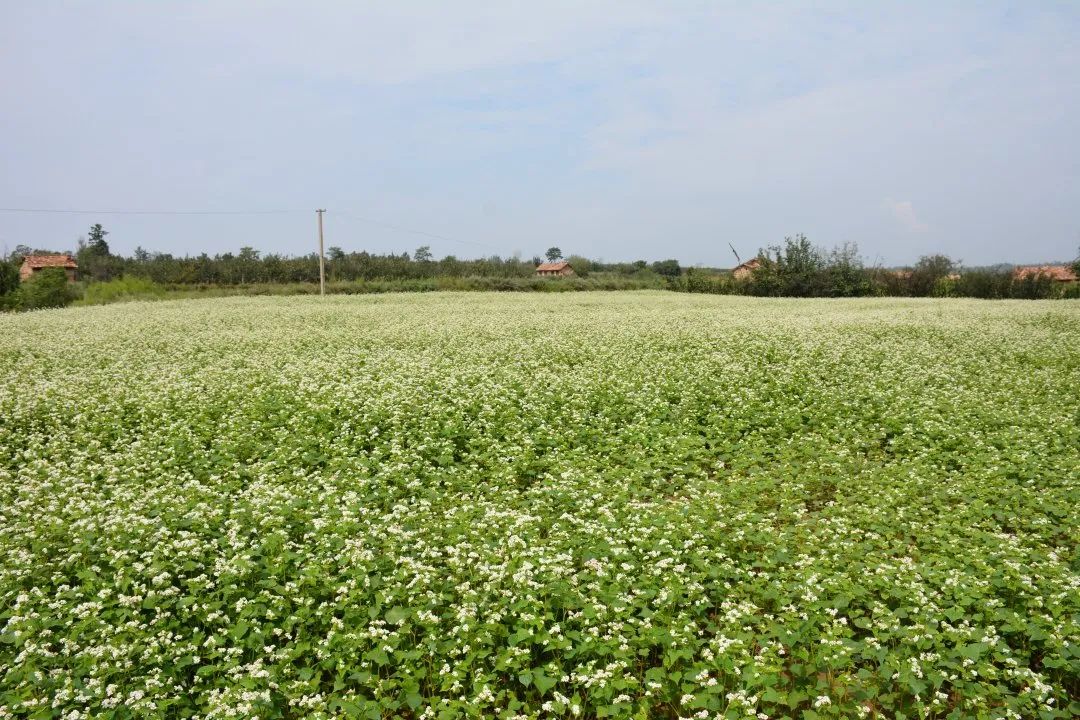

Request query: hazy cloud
[
  {"left": 1, "top": 2, "right": 1078, "bottom": 265},
  {"left": 885, "top": 200, "right": 929, "bottom": 233}
]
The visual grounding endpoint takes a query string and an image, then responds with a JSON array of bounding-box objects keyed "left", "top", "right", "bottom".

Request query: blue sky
[{"left": 2, "top": 1, "right": 1078, "bottom": 266}]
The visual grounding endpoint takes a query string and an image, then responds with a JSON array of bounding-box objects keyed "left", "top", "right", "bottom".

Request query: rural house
[
  {"left": 732, "top": 257, "right": 762, "bottom": 280},
  {"left": 19, "top": 254, "right": 78, "bottom": 283},
  {"left": 535, "top": 261, "right": 575, "bottom": 277},
  {"left": 1012, "top": 265, "right": 1077, "bottom": 283}
]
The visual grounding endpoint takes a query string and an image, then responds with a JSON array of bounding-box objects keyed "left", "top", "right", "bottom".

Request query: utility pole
[{"left": 316, "top": 209, "right": 326, "bottom": 295}]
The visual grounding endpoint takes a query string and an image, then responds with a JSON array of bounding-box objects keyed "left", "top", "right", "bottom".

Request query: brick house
[
  {"left": 19, "top": 254, "right": 78, "bottom": 283},
  {"left": 536, "top": 261, "right": 575, "bottom": 277},
  {"left": 1012, "top": 265, "right": 1078, "bottom": 283},
  {"left": 731, "top": 257, "right": 762, "bottom": 280}
]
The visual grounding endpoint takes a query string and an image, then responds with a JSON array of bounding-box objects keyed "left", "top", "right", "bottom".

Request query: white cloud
[
  {"left": 884, "top": 199, "right": 928, "bottom": 233},
  {"left": 2, "top": 2, "right": 1079, "bottom": 264}
]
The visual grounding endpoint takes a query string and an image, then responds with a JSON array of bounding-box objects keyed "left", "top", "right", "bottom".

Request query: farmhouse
[
  {"left": 19, "top": 254, "right": 78, "bottom": 283},
  {"left": 731, "top": 257, "right": 762, "bottom": 279},
  {"left": 1012, "top": 265, "right": 1077, "bottom": 283},
  {"left": 535, "top": 261, "right": 575, "bottom": 277}
]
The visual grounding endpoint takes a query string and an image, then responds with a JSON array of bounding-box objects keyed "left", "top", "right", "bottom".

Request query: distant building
[
  {"left": 731, "top": 257, "right": 762, "bottom": 280},
  {"left": 536, "top": 261, "right": 575, "bottom": 277},
  {"left": 1012, "top": 265, "right": 1077, "bottom": 283},
  {"left": 19, "top": 254, "right": 78, "bottom": 283}
]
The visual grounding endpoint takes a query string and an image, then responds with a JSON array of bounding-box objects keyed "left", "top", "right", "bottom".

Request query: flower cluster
[{"left": 0, "top": 292, "right": 1077, "bottom": 718}]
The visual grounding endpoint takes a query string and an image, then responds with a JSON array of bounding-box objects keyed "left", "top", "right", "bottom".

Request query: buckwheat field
[{"left": 1, "top": 292, "right": 1077, "bottom": 720}]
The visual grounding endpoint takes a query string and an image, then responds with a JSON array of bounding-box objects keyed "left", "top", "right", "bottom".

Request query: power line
[
  {"left": 0, "top": 208, "right": 299, "bottom": 215},
  {"left": 330, "top": 210, "right": 499, "bottom": 251},
  {"left": 1, "top": 205, "right": 502, "bottom": 253}
]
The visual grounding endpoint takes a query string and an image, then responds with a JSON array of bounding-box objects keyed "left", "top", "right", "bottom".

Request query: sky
[{"left": 1, "top": 1, "right": 1078, "bottom": 267}]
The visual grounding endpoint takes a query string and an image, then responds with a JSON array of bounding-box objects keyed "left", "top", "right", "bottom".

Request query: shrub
[
  {"left": 15, "top": 267, "right": 77, "bottom": 310},
  {"left": 0, "top": 259, "right": 19, "bottom": 296},
  {"left": 78, "top": 276, "right": 167, "bottom": 306},
  {"left": 907, "top": 254, "right": 957, "bottom": 296}
]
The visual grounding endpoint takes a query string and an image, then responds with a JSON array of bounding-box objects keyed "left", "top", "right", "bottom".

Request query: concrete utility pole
[{"left": 316, "top": 209, "right": 326, "bottom": 296}]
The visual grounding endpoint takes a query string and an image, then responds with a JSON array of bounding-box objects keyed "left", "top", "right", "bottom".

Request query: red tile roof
[
  {"left": 536, "top": 261, "right": 571, "bottom": 271},
  {"left": 1012, "top": 264, "right": 1077, "bottom": 282},
  {"left": 732, "top": 257, "right": 762, "bottom": 273},
  {"left": 22, "top": 253, "right": 78, "bottom": 269}
]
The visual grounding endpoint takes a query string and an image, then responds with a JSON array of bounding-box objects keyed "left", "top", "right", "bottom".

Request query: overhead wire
[
  {"left": 0, "top": 206, "right": 499, "bottom": 252},
  {"left": 0, "top": 208, "right": 298, "bottom": 215},
  {"left": 328, "top": 210, "right": 499, "bottom": 252}
]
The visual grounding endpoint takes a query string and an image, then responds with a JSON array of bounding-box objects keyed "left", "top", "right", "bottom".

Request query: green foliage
[
  {"left": 545, "top": 247, "right": 563, "bottom": 262},
  {"left": 0, "top": 259, "right": 18, "bottom": 297},
  {"left": 826, "top": 242, "right": 873, "bottom": 297},
  {"left": 650, "top": 258, "right": 682, "bottom": 277},
  {"left": 908, "top": 254, "right": 957, "bottom": 296},
  {"left": 77, "top": 223, "right": 118, "bottom": 282},
  {"left": 0, "top": 294, "right": 1077, "bottom": 718},
  {"left": 1009, "top": 272, "right": 1058, "bottom": 300},
  {"left": 77, "top": 276, "right": 166, "bottom": 306},
  {"left": 87, "top": 223, "right": 110, "bottom": 255},
  {"left": 669, "top": 267, "right": 736, "bottom": 294},
  {"left": 413, "top": 245, "right": 433, "bottom": 262},
  {"left": 679, "top": 242, "right": 1078, "bottom": 300},
  {"left": 565, "top": 254, "right": 593, "bottom": 277},
  {"left": 14, "top": 267, "right": 76, "bottom": 310}
]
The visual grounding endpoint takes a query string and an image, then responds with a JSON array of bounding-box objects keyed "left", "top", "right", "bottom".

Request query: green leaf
[
  {"left": 533, "top": 670, "right": 557, "bottom": 695},
  {"left": 385, "top": 606, "right": 410, "bottom": 625}
]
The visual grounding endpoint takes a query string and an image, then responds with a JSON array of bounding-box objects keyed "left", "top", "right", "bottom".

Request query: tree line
[
  {"left": 0, "top": 225, "right": 681, "bottom": 309},
  {"left": 2, "top": 228, "right": 679, "bottom": 286},
  {"left": 2, "top": 225, "right": 1078, "bottom": 310},
  {"left": 671, "top": 234, "right": 1080, "bottom": 300}
]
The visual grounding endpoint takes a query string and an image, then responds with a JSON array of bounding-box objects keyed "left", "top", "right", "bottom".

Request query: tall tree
[
  {"left": 87, "top": 224, "right": 110, "bottom": 256},
  {"left": 236, "top": 247, "right": 260, "bottom": 284},
  {"left": 414, "top": 245, "right": 433, "bottom": 262},
  {"left": 545, "top": 247, "right": 562, "bottom": 262}
]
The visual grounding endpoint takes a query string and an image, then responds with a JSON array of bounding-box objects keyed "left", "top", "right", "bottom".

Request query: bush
[
  {"left": 0, "top": 260, "right": 19, "bottom": 311},
  {"left": 908, "top": 255, "right": 957, "bottom": 296},
  {"left": 16, "top": 267, "right": 77, "bottom": 310},
  {"left": 0, "top": 259, "right": 19, "bottom": 296},
  {"left": 78, "top": 276, "right": 166, "bottom": 306},
  {"left": 1009, "top": 273, "right": 1058, "bottom": 300}
]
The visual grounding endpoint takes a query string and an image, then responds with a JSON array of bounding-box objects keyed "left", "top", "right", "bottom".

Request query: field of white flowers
[{"left": 1, "top": 292, "right": 1077, "bottom": 720}]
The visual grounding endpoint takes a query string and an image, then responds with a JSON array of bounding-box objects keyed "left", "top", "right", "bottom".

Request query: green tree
[
  {"left": 565, "top": 255, "right": 592, "bottom": 277},
  {"left": 10, "top": 245, "right": 33, "bottom": 263},
  {"left": 0, "top": 259, "right": 18, "bottom": 296},
  {"left": 825, "top": 242, "right": 870, "bottom": 297},
  {"left": 545, "top": 247, "right": 562, "bottom": 262},
  {"left": 77, "top": 224, "right": 115, "bottom": 282},
  {"left": 236, "top": 247, "right": 261, "bottom": 284},
  {"left": 909, "top": 254, "right": 956, "bottom": 296},
  {"left": 87, "top": 224, "right": 110, "bottom": 256},
  {"left": 651, "top": 259, "right": 682, "bottom": 277},
  {"left": 414, "top": 246, "right": 433, "bottom": 262},
  {"left": 1071, "top": 245, "right": 1080, "bottom": 276}
]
